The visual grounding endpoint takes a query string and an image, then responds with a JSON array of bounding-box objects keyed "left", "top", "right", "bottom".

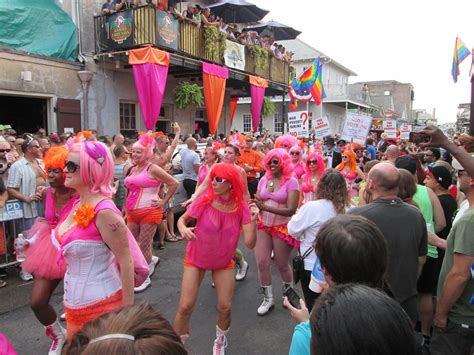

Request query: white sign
[
  {"left": 0, "top": 200, "right": 24, "bottom": 222},
  {"left": 224, "top": 40, "right": 245, "bottom": 71},
  {"left": 313, "top": 116, "right": 332, "bottom": 139},
  {"left": 341, "top": 113, "right": 372, "bottom": 145},
  {"left": 399, "top": 124, "right": 412, "bottom": 140},
  {"left": 64, "top": 128, "right": 74, "bottom": 133},
  {"left": 383, "top": 120, "right": 397, "bottom": 138},
  {"left": 288, "top": 111, "right": 309, "bottom": 137}
]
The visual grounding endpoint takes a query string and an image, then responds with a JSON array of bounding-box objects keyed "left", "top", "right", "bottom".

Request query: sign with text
[
  {"left": 224, "top": 40, "right": 245, "bottom": 70},
  {"left": 0, "top": 200, "right": 24, "bottom": 222},
  {"left": 288, "top": 111, "right": 309, "bottom": 137},
  {"left": 341, "top": 113, "right": 372, "bottom": 145},
  {"left": 313, "top": 116, "right": 332, "bottom": 139},
  {"left": 399, "top": 124, "right": 412, "bottom": 140},
  {"left": 383, "top": 120, "right": 397, "bottom": 138},
  {"left": 156, "top": 10, "right": 179, "bottom": 50}
]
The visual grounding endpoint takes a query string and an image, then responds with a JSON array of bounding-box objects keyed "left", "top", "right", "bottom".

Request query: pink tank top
[
  {"left": 197, "top": 164, "right": 209, "bottom": 185},
  {"left": 124, "top": 163, "right": 161, "bottom": 211}
]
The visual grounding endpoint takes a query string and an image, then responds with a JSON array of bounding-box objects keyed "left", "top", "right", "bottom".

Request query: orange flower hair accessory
[{"left": 73, "top": 204, "right": 96, "bottom": 228}]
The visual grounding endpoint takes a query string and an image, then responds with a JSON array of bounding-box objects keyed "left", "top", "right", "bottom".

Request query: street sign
[
  {"left": 288, "top": 111, "right": 309, "bottom": 137},
  {"left": 0, "top": 200, "right": 24, "bottom": 222}
]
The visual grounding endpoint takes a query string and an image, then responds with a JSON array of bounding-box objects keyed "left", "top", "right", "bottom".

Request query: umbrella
[
  {"left": 208, "top": 0, "right": 269, "bottom": 24},
  {"left": 246, "top": 20, "right": 301, "bottom": 40}
]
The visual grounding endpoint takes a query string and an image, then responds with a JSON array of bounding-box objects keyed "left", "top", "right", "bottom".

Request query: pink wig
[
  {"left": 275, "top": 134, "right": 297, "bottom": 151},
  {"left": 302, "top": 153, "right": 325, "bottom": 193},
  {"left": 133, "top": 133, "right": 155, "bottom": 160},
  {"left": 289, "top": 145, "right": 303, "bottom": 163},
  {"left": 70, "top": 141, "right": 115, "bottom": 198},
  {"left": 263, "top": 148, "right": 293, "bottom": 183}
]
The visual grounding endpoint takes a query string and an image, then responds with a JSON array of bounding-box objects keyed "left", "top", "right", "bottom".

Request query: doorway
[{"left": 0, "top": 96, "right": 48, "bottom": 135}]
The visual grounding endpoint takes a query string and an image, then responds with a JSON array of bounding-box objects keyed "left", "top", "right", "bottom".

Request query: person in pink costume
[
  {"left": 252, "top": 148, "right": 300, "bottom": 316},
  {"left": 22, "top": 146, "right": 78, "bottom": 355},
  {"left": 300, "top": 153, "right": 325, "bottom": 204},
  {"left": 275, "top": 134, "right": 297, "bottom": 152},
  {"left": 175, "top": 163, "right": 258, "bottom": 354},
  {"left": 289, "top": 146, "right": 305, "bottom": 180}
]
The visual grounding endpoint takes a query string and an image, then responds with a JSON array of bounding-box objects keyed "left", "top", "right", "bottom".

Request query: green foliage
[
  {"left": 249, "top": 45, "right": 269, "bottom": 71},
  {"left": 261, "top": 97, "right": 275, "bottom": 117},
  {"left": 203, "top": 26, "right": 227, "bottom": 62},
  {"left": 173, "top": 82, "right": 204, "bottom": 110},
  {"left": 289, "top": 65, "right": 296, "bottom": 81}
]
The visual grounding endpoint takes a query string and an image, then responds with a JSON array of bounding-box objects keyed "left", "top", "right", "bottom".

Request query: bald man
[
  {"left": 180, "top": 137, "right": 200, "bottom": 198},
  {"left": 350, "top": 163, "right": 427, "bottom": 324},
  {"left": 384, "top": 144, "right": 400, "bottom": 164}
]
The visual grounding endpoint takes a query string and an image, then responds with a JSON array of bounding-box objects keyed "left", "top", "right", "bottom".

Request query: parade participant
[
  {"left": 336, "top": 151, "right": 364, "bottom": 201},
  {"left": 197, "top": 146, "right": 219, "bottom": 186},
  {"left": 275, "top": 134, "right": 297, "bottom": 152},
  {"left": 55, "top": 141, "right": 135, "bottom": 341},
  {"left": 252, "top": 148, "right": 299, "bottom": 316},
  {"left": 174, "top": 163, "right": 258, "bottom": 355},
  {"left": 124, "top": 133, "right": 178, "bottom": 292},
  {"left": 238, "top": 137, "right": 263, "bottom": 198},
  {"left": 289, "top": 146, "right": 305, "bottom": 180},
  {"left": 300, "top": 153, "right": 325, "bottom": 204},
  {"left": 323, "top": 137, "right": 342, "bottom": 169},
  {"left": 21, "top": 147, "right": 78, "bottom": 355},
  {"left": 288, "top": 170, "right": 349, "bottom": 310}
]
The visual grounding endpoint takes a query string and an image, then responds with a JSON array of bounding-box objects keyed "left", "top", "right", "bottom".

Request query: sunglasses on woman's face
[
  {"left": 290, "top": 152, "right": 300, "bottom": 156},
  {"left": 0, "top": 149, "right": 11, "bottom": 153},
  {"left": 308, "top": 160, "right": 317, "bottom": 165},
  {"left": 213, "top": 176, "right": 227, "bottom": 184},
  {"left": 65, "top": 160, "right": 80, "bottom": 173},
  {"left": 268, "top": 159, "right": 279, "bottom": 166}
]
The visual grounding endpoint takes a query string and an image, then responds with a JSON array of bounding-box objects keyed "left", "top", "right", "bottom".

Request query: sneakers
[
  {"left": 235, "top": 260, "right": 249, "bottom": 281},
  {"left": 45, "top": 320, "right": 66, "bottom": 355},
  {"left": 212, "top": 328, "right": 228, "bottom": 355},
  {"left": 257, "top": 285, "right": 274, "bottom": 316},
  {"left": 149, "top": 255, "right": 160, "bottom": 277},
  {"left": 134, "top": 277, "right": 151, "bottom": 293},
  {"left": 19, "top": 270, "right": 33, "bottom": 281}
]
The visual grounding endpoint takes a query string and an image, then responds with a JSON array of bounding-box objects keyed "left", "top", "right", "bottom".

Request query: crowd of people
[{"left": 0, "top": 123, "right": 473, "bottom": 355}]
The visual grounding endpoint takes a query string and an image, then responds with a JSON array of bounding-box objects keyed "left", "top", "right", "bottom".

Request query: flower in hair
[{"left": 73, "top": 204, "right": 96, "bottom": 228}]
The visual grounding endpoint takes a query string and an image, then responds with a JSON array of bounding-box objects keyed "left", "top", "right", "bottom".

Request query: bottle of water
[
  {"left": 15, "top": 233, "right": 26, "bottom": 262},
  {"left": 309, "top": 256, "right": 326, "bottom": 293}
]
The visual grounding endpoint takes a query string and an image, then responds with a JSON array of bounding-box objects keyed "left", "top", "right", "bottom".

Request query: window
[
  {"left": 384, "top": 90, "right": 391, "bottom": 96},
  {"left": 274, "top": 113, "right": 283, "bottom": 133},
  {"left": 196, "top": 108, "right": 206, "bottom": 120},
  {"left": 119, "top": 102, "right": 136, "bottom": 134},
  {"left": 243, "top": 114, "right": 252, "bottom": 132}
]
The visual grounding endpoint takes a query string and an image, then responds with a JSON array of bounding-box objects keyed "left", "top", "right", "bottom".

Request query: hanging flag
[
  {"left": 452, "top": 37, "right": 471, "bottom": 83},
  {"left": 290, "top": 98, "right": 298, "bottom": 111},
  {"left": 230, "top": 98, "right": 239, "bottom": 127},
  {"left": 202, "top": 63, "right": 229, "bottom": 134},
  {"left": 289, "top": 58, "right": 319, "bottom": 102},
  {"left": 249, "top": 75, "right": 268, "bottom": 133},
  {"left": 311, "top": 60, "right": 326, "bottom": 105}
]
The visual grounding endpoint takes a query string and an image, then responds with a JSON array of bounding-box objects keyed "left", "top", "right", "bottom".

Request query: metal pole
[
  {"left": 282, "top": 92, "right": 286, "bottom": 133},
  {"left": 470, "top": 49, "right": 474, "bottom": 135}
]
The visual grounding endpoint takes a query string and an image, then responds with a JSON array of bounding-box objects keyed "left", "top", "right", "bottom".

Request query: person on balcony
[
  {"left": 201, "top": 8, "right": 221, "bottom": 27},
  {"left": 101, "top": 0, "right": 123, "bottom": 15},
  {"left": 182, "top": 4, "right": 200, "bottom": 26}
]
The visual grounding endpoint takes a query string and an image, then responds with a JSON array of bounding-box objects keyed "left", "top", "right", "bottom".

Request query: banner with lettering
[
  {"left": 383, "top": 120, "right": 397, "bottom": 138},
  {"left": 313, "top": 116, "right": 332, "bottom": 139},
  {"left": 288, "top": 111, "right": 309, "bottom": 137},
  {"left": 156, "top": 10, "right": 179, "bottom": 50},
  {"left": 341, "top": 113, "right": 372, "bottom": 145},
  {"left": 399, "top": 123, "right": 412, "bottom": 140}
]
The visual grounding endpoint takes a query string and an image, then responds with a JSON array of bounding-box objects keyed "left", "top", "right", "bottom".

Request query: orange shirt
[{"left": 238, "top": 149, "right": 263, "bottom": 179}]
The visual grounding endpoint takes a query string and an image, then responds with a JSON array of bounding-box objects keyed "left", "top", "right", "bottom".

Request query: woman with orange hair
[
  {"left": 336, "top": 150, "right": 365, "bottom": 201},
  {"left": 22, "top": 146, "right": 78, "bottom": 354},
  {"left": 124, "top": 133, "right": 179, "bottom": 292},
  {"left": 175, "top": 163, "right": 258, "bottom": 354}
]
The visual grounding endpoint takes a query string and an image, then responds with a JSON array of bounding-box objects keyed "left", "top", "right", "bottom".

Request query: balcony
[{"left": 93, "top": 6, "right": 290, "bottom": 87}]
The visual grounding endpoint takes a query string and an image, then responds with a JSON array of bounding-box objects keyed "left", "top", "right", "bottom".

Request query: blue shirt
[
  {"left": 289, "top": 321, "right": 311, "bottom": 355},
  {"left": 367, "top": 145, "right": 377, "bottom": 160},
  {"left": 180, "top": 147, "right": 200, "bottom": 181}
]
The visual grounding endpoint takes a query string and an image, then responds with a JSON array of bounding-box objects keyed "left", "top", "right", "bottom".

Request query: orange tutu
[
  {"left": 183, "top": 254, "right": 234, "bottom": 270},
  {"left": 127, "top": 207, "right": 163, "bottom": 224}
]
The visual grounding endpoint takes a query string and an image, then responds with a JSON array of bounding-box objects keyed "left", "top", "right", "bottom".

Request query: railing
[
  {"left": 324, "top": 84, "right": 372, "bottom": 105},
  {"left": 94, "top": 6, "right": 290, "bottom": 85}
]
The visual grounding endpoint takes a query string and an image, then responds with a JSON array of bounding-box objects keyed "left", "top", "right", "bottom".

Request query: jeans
[{"left": 300, "top": 269, "right": 320, "bottom": 312}]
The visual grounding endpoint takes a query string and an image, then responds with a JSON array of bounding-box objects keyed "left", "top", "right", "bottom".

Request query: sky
[{"left": 255, "top": 0, "right": 474, "bottom": 124}]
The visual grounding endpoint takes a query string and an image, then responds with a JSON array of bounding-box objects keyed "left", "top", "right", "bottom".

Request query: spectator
[
  {"left": 384, "top": 144, "right": 400, "bottom": 164},
  {"left": 14, "top": 138, "right": 24, "bottom": 159},
  {"left": 0, "top": 137, "right": 14, "bottom": 185},
  {"left": 64, "top": 304, "right": 187, "bottom": 354},
  {"left": 112, "top": 144, "right": 130, "bottom": 211},
  {"left": 37, "top": 128, "right": 47, "bottom": 139},
  {"left": 38, "top": 138, "right": 51, "bottom": 156},
  {"left": 349, "top": 163, "right": 427, "bottom": 324},
  {"left": 180, "top": 138, "right": 200, "bottom": 199},
  {"left": 366, "top": 137, "right": 377, "bottom": 160},
  {"left": 323, "top": 137, "right": 342, "bottom": 169},
  {"left": 201, "top": 8, "right": 220, "bottom": 27},
  {"left": 101, "top": 0, "right": 117, "bottom": 15},
  {"left": 111, "top": 133, "right": 125, "bottom": 153},
  {"left": 424, "top": 147, "right": 441, "bottom": 168},
  {"left": 238, "top": 137, "right": 263, "bottom": 198}
]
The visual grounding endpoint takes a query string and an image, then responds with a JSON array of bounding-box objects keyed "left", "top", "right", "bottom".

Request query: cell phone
[
  {"left": 283, "top": 286, "right": 301, "bottom": 309},
  {"left": 409, "top": 132, "right": 430, "bottom": 144}
]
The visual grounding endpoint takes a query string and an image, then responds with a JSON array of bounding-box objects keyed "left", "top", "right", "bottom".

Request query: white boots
[
  {"left": 257, "top": 285, "right": 274, "bottom": 316},
  {"left": 45, "top": 319, "right": 66, "bottom": 355},
  {"left": 212, "top": 326, "right": 228, "bottom": 355}
]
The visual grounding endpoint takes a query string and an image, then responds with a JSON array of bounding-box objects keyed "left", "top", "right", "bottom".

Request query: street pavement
[{"left": 0, "top": 239, "right": 300, "bottom": 354}]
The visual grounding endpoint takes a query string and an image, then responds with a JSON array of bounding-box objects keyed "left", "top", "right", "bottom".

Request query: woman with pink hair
[
  {"left": 300, "top": 153, "right": 325, "bottom": 204},
  {"left": 336, "top": 150, "right": 365, "bottom": 202},
  {"left": 289, "top": 146, "right": 305, "bottom": 180},
  {"left": 252, "top": 148, "right": 300, "bottom": 316},
  {"left": 124, "top": 133, "right": 179, "bottom": 292},
  {"left": 54, "top": 141, "right": 135, "bottom": 341},
  {"left": 275, "top": 134, "right": 297, "bottom": 152}
]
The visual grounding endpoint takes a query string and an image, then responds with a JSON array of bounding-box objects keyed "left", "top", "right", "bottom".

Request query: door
[{"left": 57, "top": 99, "right": 81, "bottom": 134}]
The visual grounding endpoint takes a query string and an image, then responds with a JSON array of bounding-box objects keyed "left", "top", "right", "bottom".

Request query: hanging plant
[
  {"left": 203, "top": 26, "right": 227, "bottom": 62},
  {"left": 261, "top": 97, "right": 275, "bottom": 117},
  {"left": 289, "top": 65, "right": 296, "bottom": 81},
  {"left": 173, "top": 82, "right": 204, "bottom": 110},
  {"left": 249, "top": 45, "right": 269, "bottom": 71}
]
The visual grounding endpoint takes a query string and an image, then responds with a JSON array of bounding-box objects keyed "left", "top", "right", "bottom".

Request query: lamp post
[{"left": 77, "top": 70, "right": 94, "bottom": 130}]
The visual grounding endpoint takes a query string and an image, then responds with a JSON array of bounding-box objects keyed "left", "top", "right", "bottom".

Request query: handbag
[{"left": 292, "top": 247, "right": 313, "bottom": 284}]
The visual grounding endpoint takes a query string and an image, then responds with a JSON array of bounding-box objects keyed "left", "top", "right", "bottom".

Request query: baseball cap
[
  {"left": 3, "top": 125, "right": 11, "bottom": 129},
  {"left": 427, "top": 166, "right": 452, "bottom": 190},
  {"left": 395, "top": 155, "right": 417, "bottom": 175}
]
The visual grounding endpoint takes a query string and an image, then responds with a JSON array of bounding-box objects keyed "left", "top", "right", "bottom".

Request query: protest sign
[
  {"left": 383, "top": 120, "right": 397, "bottom": 138},
  {"left": 399, "top": 124, "right": 412, "bottom": 140},
  {"left": 313, "top": 116, "right": 332, "bottom": 139},
  {"left": 341, "top": 113, "right": 372, "bottom": 145},
  {"left": 288, "top": 111, "right": 309, "bottom": 137}
]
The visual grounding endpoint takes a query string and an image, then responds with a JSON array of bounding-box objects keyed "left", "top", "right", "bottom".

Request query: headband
[
  {"left": 84, "top": 141, "right": 107, "bottom": 165},
  {"left": 89, "top": 333, "right": 135, "bottom": 345}
]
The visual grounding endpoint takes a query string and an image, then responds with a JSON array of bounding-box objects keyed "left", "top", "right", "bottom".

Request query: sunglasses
[
  {"left": 0, "top": 149, "right": 11, "bottom": 153},
  {"left": 458, "top": 170, "right": 467, "bottom": 178},
  {"left": 65, "top": 160, "right": 80, "bottom": 173},
  {"left": 268, "top": 159, "right": 279, "bottom": 165},
  {"left": 308, "top": 160, "right": 317, "bottom": 165},
  {"left": 213, "top": 176, "right": 228, "bottom": 184},
  {"left": 290, "top": 152, "right": 300, "bottom": 156}
]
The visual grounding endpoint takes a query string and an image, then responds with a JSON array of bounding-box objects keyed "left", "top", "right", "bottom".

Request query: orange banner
[
  {"left": 249, "top": 75, "right": 268, "bottom": 88},
  {"left": 230, "top": 98, "right": 239, "bottom": 127},
  {"left": 203, "top": 74, "right": 227, "bottom": 134},
  {"left": 128, "top": 46, "right": 170, "bottom": 66}
]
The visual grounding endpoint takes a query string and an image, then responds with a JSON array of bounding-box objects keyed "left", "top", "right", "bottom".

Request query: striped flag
[
  {"left": 452, "top": 37, "right": 471, "bottom": 83},
  {"left": 311, "top": 60, "right": 326, "bottom": 105}
]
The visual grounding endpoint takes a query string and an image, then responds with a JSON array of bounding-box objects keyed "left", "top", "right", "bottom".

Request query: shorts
[
  {"left": 183, "top": 254, "right": 234, "bottom": 270},
  {"left": 417, "top": 255, "right": 443, "bottom": 294}
]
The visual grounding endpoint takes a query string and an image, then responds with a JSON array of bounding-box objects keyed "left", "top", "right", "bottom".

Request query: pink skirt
[{"left": 22, "top": 219, "right": 66, "bottom": 280}]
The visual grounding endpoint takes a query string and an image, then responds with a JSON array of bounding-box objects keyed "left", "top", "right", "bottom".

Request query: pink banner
[
  {"left": 250, "top": 85, "right": 265, "bottom": 133},
  {"left": 132, "top": 62, "right": 169, "bottom": 131}
]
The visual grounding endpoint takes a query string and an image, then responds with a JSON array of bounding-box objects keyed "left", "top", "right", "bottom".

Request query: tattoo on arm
[{"left": 109, "top": 222, "right": 123, "bottom": 232}]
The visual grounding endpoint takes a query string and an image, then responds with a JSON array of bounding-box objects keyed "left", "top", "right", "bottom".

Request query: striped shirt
[{"left": 7, "top": 157, "right": 38, "bottom": 218}]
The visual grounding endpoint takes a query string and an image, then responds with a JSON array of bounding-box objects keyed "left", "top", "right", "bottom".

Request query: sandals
[{"left": 165, "top": 235, "right": 179, "bottom": 242}]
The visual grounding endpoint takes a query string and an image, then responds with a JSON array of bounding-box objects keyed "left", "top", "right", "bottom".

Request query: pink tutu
[{"left": 22, "top": 218, "right": 66, "bottom": 280}]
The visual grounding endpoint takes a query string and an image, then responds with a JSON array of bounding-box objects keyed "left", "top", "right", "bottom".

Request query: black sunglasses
[
  {"left": 0, "top": 149, "right": 11, "bottom": 153},
  {"left": 269, "top": 159, "right": 279, "bottom": 165},
  {"left": 65, "top": 160, "right": 80, "bottom": 173}
]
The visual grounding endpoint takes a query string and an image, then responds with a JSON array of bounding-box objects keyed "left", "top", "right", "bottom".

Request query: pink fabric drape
[
  {"left": 249, "top": 75, "right": 268, "bottom": 133},
  {"left": 129, "top": 47, "right": 170, "bottom": 131}
]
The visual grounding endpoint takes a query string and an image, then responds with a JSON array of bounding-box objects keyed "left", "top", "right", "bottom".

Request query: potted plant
[
  {"left": 261, "top": 97, "right": 275, "bottom": 117},
  {"left": 173, "top": 82, "right": 204, "bottom": 110}
]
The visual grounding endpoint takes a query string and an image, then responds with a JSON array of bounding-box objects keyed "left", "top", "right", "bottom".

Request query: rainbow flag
[
  {"left": 289, "top": 58, "right": 319, "bottom": 103},
  {"left": 452, "top": 37, "right": 471, "bottom": 83},
  {"left": 311, "top": 60, "right": 326, "bottom": 105},
  {"left": 290, "top": 98, "right": 298, "bottom": 111}
]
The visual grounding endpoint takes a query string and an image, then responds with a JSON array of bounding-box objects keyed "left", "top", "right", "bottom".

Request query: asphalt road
[{"left": 0, "top": 239, "right": 300, "bottom": 354}]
